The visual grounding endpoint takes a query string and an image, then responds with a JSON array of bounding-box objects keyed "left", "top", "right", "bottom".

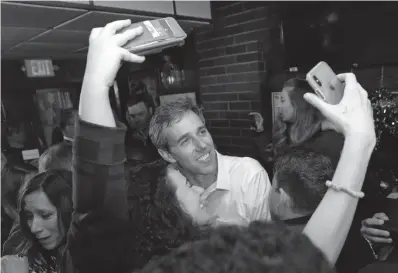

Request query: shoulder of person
[
  {"left": 222, "top": 154, "right": 268, "bottom": 182},
  {"left": 316, "top": 130, "right": 344, "bottom": 143},
  {"left": 1, "top": 255, "right": 28, "bottom": 273}
]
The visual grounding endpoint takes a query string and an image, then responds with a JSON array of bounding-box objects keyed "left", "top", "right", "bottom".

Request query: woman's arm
[
  {"left": 302, "top": 73, "right": 376, "bottom": 264},
  {"left": 67, "top": 20, "right": 145, "bottom": 273},
  {"left": 304, "top": 135, "right": 374, "bottom": 263}
]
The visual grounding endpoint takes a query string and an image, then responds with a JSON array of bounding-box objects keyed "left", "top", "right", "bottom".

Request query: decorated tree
[{"left": 368, "top": 86, "right": 398, "bottom": 195}]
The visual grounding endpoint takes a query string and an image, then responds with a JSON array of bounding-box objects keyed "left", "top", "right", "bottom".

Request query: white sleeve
[
  {"left": 243, "top": 169, "right": 272, "bottom": 222},
  {"left": 1, "top": 256, "right": 29, "bottom": 273}
]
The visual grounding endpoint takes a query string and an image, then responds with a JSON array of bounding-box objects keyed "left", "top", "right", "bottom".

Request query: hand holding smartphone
[
  {"left": 306, "top": 61, "right": 345, "bottom": 105},
  {"left": 117, "top": 17, "right": 187, "bottom": 55}
]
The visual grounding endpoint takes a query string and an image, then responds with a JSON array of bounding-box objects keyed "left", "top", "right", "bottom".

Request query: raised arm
[
  {"left": 302, "top": 73, "right": 376, "bottom": 264},
  {"left": 67, "top": 20, "right": 145, "bottom": 273}
]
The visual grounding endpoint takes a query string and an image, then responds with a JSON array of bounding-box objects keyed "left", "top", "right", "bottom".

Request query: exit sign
[{"left": 24, "top": 59, "right": 55, "bottom": 78}]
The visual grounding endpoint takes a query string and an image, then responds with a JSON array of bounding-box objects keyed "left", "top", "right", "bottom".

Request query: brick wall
[
  {"left": 196, "top": 1, "right": 398, "bottom": 157},
  {"left": 196, "top": 1, "right": 280, "bottom": 157}
]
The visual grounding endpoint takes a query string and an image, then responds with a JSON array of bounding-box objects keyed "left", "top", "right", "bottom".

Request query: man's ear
[
  {"left": 158, "top": 148, "right": 177, "bottom": 164},
  {"left": 279, "top": 188, "right": 292, "bottom": 207}
]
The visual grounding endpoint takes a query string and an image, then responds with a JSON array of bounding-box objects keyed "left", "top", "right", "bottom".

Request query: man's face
[
  {"left": 162, "top": 111, "right": 217, "bottom": 175},
  {"left": 127, "top": 102, "right": 151, "bottom": 130}
]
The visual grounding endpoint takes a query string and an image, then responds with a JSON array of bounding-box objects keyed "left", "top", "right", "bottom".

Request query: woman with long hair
[
  {"left": 272, "top": 78, "right": 344, "bottom": 167},
  {"left": 252, "top": 78, "right": 344, "bottom": 169},
  {"left": 1, "top": 169, "right": 73, "bottom": 273}
]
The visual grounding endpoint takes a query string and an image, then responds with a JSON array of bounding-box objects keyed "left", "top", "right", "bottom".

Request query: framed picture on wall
[{"left": 271, "top": 92, "right": 282, "bottom": 124}]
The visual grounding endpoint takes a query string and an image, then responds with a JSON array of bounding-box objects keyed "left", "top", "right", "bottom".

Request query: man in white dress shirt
[{"left": 149, "top": 99, "right": 271, "bottom": 226}]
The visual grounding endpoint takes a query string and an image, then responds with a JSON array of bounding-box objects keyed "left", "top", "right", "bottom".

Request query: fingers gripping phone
[
  {"left": 306, "top": 61, "right": 345, "bottom": 105},
  {"left": 117, "top": 17, "right": 187, "bottom": 56}
]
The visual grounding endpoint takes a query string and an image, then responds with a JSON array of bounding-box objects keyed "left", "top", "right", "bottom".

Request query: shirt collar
[{"left": 214, "top": 151, "right": 231, "bottom": 191}]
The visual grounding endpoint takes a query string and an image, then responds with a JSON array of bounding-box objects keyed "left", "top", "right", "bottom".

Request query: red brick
[
  {"left": 251, "top": 101, "right": 262, "bottom": 111},
  {"left": 230, "top": 119, "right": 251, "bottom": 128},
  {"left": 227, "top": 82, "right": 261, "bottom": 92},
  {"left": 210, "top": 120, "right": 230, "bottom": 127},
  {"left": 225, "top": 44, "right": 247, "bottom": 55},
  {"left": 236, "top": 52, "right": 262, "bottom": 63},
  {"left": 222, "top": 8, "right": 267, "bottom": 27},
  {"left": 199, "top": 59, "right": 215, "bottom": 68},
  {"left": 210, "top": 127, "right": 241, "bottom": 137},
  {"left": 229, "top": 101, "right": 251, "bottom": 111},
  {"left": 203, "top": 112, "right": 219, "bottom": 120},
  {"left": 230, "top": 137, "right": 252, "bottom": 146},
  {"left": 201, "top": 93, "right": 238, "bottom": 102},
  {"left": 203, "top": 102, "right": 228, "bottom": 111},
  {"left": 200, "top": 76, "right": 218, "bottom": 85},
  {"left": 212, "top": 136, "right": 232, "bottom": 145},
  {"left": 238, "top": 91, "right": 259, "bottom": 101},
  {"left": 197, "top": 36, "right": 235, "bottom": 51},
  {"left": 219, "top": 111, "right": 240, "bottom": 119},
  {"left": 198, "top": 47, "right": 226, "bottom": 59},
  {"left": 234, "top": 29, "right": 270, "bottom": 44},
  {"left": 201, "top": 84, "right": 228, "bottom": 94},
  {"left": 226, "top": 62, "right": 263, "bottom": 74},
  {"left": 200, "top": 67, "right": 226, "bottom": 77}
]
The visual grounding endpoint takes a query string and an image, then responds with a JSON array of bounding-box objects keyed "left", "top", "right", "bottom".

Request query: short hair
[
  {"left": 274, "top": 148, "right": 334, "bottom": 213},
  {"left": 38, "top": 142, "right": 73, "bottom": 173},
  {"left": 137, "top": 221, "right": 335, "bottom": 273},
  {"left": 149, "top": 98, "right": 204, "bottom": 150},
  {"left": 127, "top": 92, "right": 154, "bottom": 111},
  {"left": 60, "top": 109, "right": 78, "bottom": 131}
]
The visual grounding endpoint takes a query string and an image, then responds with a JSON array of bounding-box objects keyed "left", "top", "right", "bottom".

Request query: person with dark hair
[
  {"left": 1, "top": 161, "right": 37, "bottom": 252},
  {"left": 51, "top": 109, "right": 78, "bottom": 145},
  {"left": 38, "top": 142, "right": 73, "bottom": 173},
  {"left": 125, "top": 92, "right": 159, "bottom": 162},
  {"left": 138, "top": 221, "right": 336, "bottom": 273},
  {"left": 1, "top": 170, "right": 73, "bottom": 272},
  {"left": 269, "top": 148, "right": 333, "bottom": 231},
  {"left": 2, "top": 130, "right": 73, "bottom": 257},
  {"left": 6, "top": 18, "right": 374, "bottom": 273}
]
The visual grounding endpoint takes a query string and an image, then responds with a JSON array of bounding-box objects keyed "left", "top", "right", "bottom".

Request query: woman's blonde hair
[{"left": 272, "top": 78, "right": 323, "bottom": 155}]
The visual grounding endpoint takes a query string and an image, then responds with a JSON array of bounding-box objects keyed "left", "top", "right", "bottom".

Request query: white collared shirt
[{"left": 191, "top": 152, "right": 272, "bottom": 226}]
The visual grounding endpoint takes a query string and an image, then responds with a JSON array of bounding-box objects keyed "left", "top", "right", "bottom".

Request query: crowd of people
[{"left": 1, "top": 19, "right": 397, "bottom": 273}]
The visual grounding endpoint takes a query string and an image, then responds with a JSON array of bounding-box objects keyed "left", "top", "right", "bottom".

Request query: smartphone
[
  {"left": 306, "top": 61, "right": 344, "bottom": 105},
  {"left": 118, "top": 17, "right": 187, "bottom": 56},
  {"left": 381, "top": 221, "right": 398, "bottom": 246}
]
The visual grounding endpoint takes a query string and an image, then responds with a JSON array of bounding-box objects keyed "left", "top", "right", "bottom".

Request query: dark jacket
[{"left": 64, "top": 119, "right": 141, "bottom": 273}]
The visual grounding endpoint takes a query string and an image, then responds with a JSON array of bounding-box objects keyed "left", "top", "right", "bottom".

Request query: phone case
[
  {"left": 119, "top": 17, "right": 187, "bottom": 55},
  {"left": 381, "top": 221, "right": 398, "bottom": 246},
  {"left": 306, "top": 61, "right": 344, "bottom": 105}
]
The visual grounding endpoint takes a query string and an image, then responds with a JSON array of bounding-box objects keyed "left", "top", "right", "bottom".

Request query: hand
[
  {"left": 165, "top": 165, "right": 218, "bottom": 226},
  {"left": 361, "top": 212, "right": 393, "bottom": 244},
  {"left": 84, "top": 20, "right": 145, "bottom": 91},
  {"left": 303, "top": 73, "right": 375, "bottom": 143},
  {"left": 248, "top": 112, "right": 264, "bottom": 132}
]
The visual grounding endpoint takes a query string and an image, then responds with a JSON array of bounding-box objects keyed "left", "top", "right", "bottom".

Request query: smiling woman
[{"left": 1, "top": 170, "right": 73, "bottom": 273}]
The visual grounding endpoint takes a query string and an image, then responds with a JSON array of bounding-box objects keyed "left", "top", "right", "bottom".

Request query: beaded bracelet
[{"left": 325, "top": 180, "right": 365, "bottom": 199}]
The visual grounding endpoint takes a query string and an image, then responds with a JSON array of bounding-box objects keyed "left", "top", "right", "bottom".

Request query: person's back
[
  {"left": 138, "top": 221, "right": 336, "bottom": 273},
  {"left": 38, "top": 141, "right": 73, "bottom": 173}
]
